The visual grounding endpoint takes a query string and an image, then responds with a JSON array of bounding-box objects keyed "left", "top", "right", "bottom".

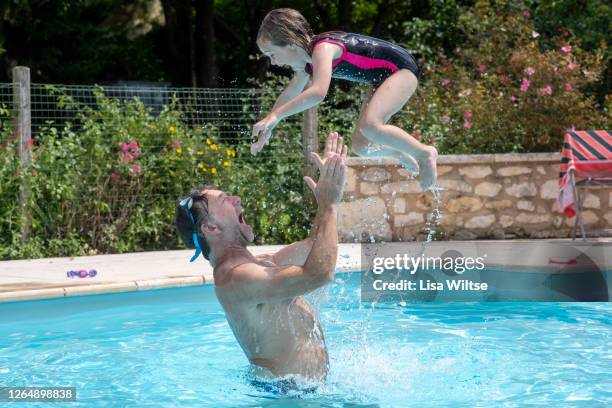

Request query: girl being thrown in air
[{"left": 251, "top": 8, "right": 438, "bottom": 191}]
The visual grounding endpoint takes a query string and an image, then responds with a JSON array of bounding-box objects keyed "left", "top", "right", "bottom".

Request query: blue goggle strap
[{"left": 179, "top": 197, "right": 203, "bottom": 262}]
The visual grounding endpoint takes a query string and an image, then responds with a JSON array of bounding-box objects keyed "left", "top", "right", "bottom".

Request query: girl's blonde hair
[{"left": 257, "top": 8, "right": 313, "bottom": 52}]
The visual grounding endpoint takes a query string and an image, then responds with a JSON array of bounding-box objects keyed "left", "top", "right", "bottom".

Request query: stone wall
[{"left": 339, "top": 153, "right": 612, "bottom": 241}]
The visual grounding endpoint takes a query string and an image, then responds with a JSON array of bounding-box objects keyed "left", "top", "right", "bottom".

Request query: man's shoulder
[
  {"left": 217, "top": 260, "right": 271, "bottom": 285},
  {"left": 215, "top": 261, "right": 278, "bottom": 306}
]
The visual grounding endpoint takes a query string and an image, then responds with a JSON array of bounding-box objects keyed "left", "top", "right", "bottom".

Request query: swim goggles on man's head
[{"left": 179, "top": 196, "right": 203, "bottom": 262}]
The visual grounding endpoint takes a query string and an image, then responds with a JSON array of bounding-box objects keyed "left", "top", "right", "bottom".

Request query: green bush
[
  {"left": 393, "top": 0, "right": 611, "bottom": 153},
  {"left": 221, "top": 142, "right": 312, "bottom": 245},
  {"left": 1, "top": 88, "right": 238, "bottom": 259},
  {"left": 533, "top": 0, "right": 612, "bottom": 104},
  {"left": 0, "top": 111, "right": 24, "bottom": 258}
]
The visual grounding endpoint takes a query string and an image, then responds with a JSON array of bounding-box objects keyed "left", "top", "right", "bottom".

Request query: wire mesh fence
[
  {"left": 0, "top": 69, "right": 313, "bottom": 259},
  {"left": 13, "top": 83, "right": 301, "bottom": 156},
  {"left": 27, "top": 84, "right": 257, "bottom": 139},
  {"left": 0, "top": 80, "right": 307, "bottom": 169}
]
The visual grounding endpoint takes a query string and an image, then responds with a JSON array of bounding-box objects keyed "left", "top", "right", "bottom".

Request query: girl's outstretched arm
[
  {"left": 251, "top": 71, "right": 310, "bottom": 154},
  {"left": 251, "top": 43, "right": 337, "bottom": 155},
  {"left": 273, "top": 43, "right": 336, "bottom": 118},
  {"left": 271, "top": 71, "right": 310, "bottom": 112}
]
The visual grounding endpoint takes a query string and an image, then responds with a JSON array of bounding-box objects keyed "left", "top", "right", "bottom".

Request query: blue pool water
[{"left": 0, "top": 272, "right": 610, "bottom": 407}]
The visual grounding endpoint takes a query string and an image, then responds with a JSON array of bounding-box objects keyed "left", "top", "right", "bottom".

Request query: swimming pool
[{"left": 1, "top": 272, "right": 610, "bottom": 407}]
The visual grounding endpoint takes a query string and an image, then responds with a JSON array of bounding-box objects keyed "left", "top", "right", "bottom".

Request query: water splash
[
  {"left": 425, "top": 185, "right": 442, "bottom": 244},
  {"left": 366, "top": 142, "right": 382, "bottom": 154}
]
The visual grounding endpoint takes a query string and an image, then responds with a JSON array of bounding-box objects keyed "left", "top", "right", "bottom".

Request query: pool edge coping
[{"left": 0, "top": 266, "right": 362, "bottom": 303}]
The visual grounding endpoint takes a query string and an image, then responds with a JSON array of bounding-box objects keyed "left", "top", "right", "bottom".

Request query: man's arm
[
  {"left": 229, "top": 206, "right": 337, "bottom": 303},
  {"left": 229, "top": 155, "right": 346, "bottom": 304}
]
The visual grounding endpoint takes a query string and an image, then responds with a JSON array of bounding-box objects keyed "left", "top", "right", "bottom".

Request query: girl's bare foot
[{"left": 417, "top": 146, "right": 438, "bottom": 191}]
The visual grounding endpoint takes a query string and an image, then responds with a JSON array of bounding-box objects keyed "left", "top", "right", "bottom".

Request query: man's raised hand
[
  {"left": 308, "top": 132, "right": 348, "bottom": 171},
  {"left": 303, "top": 154, "right": 346, "bottom": 208}
]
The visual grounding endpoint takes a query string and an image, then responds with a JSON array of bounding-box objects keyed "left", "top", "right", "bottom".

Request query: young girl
[{"left": 251, "top": 8, "right": 438, "bottom": 191}]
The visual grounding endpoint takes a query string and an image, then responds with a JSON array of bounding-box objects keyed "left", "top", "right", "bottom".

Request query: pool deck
[
  {"left": 0, "top": 239, "right": 610, "bottom": 303},
  {"left": 0, "top": 244, "right": 363, "bottom": 303}
]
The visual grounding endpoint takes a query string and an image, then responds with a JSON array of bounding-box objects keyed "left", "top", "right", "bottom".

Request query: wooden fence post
[
  {"left": 302, "top": 106, "right": 318, "bottom": 206},
  {"left": 13, "top": 66, "right": 32, "bottom": 241}
]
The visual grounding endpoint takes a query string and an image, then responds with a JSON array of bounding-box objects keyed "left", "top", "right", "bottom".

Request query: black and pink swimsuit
[{"left": 305, "top": 31, "right": 421, "bottom": 85}]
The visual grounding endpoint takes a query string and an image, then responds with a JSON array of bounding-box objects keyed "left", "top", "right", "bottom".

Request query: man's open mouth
[{"left": 236, "top": 207, "right": 246, "bottom": 224}]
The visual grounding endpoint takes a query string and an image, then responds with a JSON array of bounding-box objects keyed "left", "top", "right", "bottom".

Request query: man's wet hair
[{"left": 175, "top": 186, "right": 214, "bottom": 261}]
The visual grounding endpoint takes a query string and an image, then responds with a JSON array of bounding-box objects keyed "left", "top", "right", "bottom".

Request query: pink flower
[
  {"left": 110, "top": 173, "right": 120, "bottom": 180},
  {"left": 120, "top": 140, "right": 139, "bottom": 159},
  {"left": 131, "top": 164, "right": 142, "bottom": 174},
  {"left": 561, "top": 45, "right": 572, "bottom": 54},
  {"left": 524, "top": 67, "right": 535, "bottom": 76},
  {"left": 441, "top": 79, "right": 451, "bottom": 87},
  {"left": 520, "top": 78, "right": 531, "bottom": 92},
  {"left": 478, "top": 64, "right": 487, "bottom": 73},
  {"left": 567, "top": 60, "right": 575, "bottom": 70},
  {"left": 538, "top": 85, "right": 553, "bottom": 96},
  {"left": 130, "top": 142, "right": 140, "bottom": 158},
  {"left": 523, "top": 10, "right": 531, "bottom": 18},
  {"left": 441, "top": 115, "right": 450, "bottom": 124},
  {"left": 511, "top": 95, "right": 518, "bottom": 102},
  {"left": 463, "top": 121, "right": 472, "bottom": 129},
  {"left": 564, "top": 82, "right": 573, "bottom": 91},
  {"left": 463, "top": 111, "right": 473, "bottom": 119},
  {"left": 532, "top": 31, "right": 539, "bottom": 39}
]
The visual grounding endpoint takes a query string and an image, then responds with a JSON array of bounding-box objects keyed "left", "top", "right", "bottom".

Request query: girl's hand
[{"left": 251, "top": 113, "right": 280, "bottom": 155}]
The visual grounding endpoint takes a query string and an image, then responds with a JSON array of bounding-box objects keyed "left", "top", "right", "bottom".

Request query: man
[{"left": 175, "top": 133, "right": 347, "bottom": 382}]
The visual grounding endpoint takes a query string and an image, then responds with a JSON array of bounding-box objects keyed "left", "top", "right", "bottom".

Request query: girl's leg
[
  {"left": 352, "top": 86, "right": 419, "bottom": 174},
  {"left": 357, "top": 69, "right": 438, "bottom": 190}
]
